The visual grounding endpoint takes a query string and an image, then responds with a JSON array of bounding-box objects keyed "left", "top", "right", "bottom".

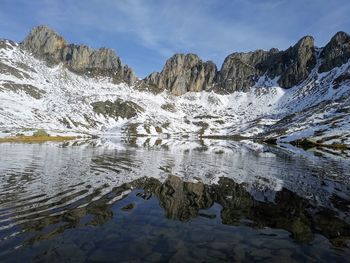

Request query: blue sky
[{"left": 1, "top": 0, "right": 349, "bottom": 77}]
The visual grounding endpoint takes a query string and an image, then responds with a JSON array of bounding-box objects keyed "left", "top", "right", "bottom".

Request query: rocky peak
[
  {"left": 216, "top": 50, "right": 271, "bottom": 92},
  {"left": 319, "top": 31, "right": 350, "bottom": 73},
  {"left": 143, "top": 53, "right": 217, "bottom": 95},
  {"left": 278, "top": 35, "right": 316, "bottom": 88},
  {"left": 217, "top": 35, "right": 316, "bottom": 91},
  {"left": 164, "top": 53, "right": 201, "bottom": 69},
  {"left": 20, "top": 25, "right": 136, "bottom": 85},
  {"left": 21, "top": 25, "right": 67, "bottom": 64}
]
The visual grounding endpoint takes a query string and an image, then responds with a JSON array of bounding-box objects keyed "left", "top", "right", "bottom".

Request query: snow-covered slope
[{"left": 0, "top": 39, "right": 350, "bottom": 145}]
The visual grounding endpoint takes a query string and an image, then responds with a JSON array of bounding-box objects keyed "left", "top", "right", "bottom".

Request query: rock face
[
  {"left": 217, "top": 36, "right": 316, "bottom": 91},
  {"left": 216, "top": 49, "right": 273, "bottom": 92},
  {"left": 278, "top": 36, "right": 316, "bottom": 88},
  {"left": 319, "top": 31, "right": 350, "bottom": 73},
  {"left": 20, "top": 25, "right": 136, "bottom": 85},
  {"left": 142, "top": 36, "right": 318, "bottom": 95},
  {"left": 143, "top": 54, "right": 217, "bottom": 95},
  {"left": 91, "top": 99, "right": 144, "bottom": 119}
]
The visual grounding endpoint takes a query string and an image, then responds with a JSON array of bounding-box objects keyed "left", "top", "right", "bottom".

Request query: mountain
[
  {"left": 0, "top": 25, "right": 350, "bottom": 147},
  {"left": 142, "top": 35, "right": 317, "bottom": 94}
]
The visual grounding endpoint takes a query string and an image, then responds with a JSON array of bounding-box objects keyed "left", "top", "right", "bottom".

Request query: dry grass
[{"left": 0, "top": 135, "right": 76, "bottom": 143}]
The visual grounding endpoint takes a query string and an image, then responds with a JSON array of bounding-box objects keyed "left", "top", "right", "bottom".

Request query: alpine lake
[{"left": 0, "top": 137, "right": 349, "bottom": 262}]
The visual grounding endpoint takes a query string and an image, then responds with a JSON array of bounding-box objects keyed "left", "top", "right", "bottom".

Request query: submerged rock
[{"left": 121, "top": 203, "right": 135, "bottom": 211}]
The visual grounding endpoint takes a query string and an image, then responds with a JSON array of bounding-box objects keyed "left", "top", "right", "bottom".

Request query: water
[{"left": 0, "top": 138, "right": 349, "bottom": 262}]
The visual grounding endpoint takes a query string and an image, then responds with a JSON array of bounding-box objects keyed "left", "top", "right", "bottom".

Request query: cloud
[{"left": 102, "top": 0, "right": 291, "bottom": 58}]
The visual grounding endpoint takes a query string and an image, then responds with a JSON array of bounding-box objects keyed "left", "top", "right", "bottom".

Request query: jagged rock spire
[{"left": 21, "top": 25, "right": 136, "bottom": 85}]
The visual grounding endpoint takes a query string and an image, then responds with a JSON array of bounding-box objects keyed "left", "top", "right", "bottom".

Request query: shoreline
[{"left": 0, "top": 135, "right": 77, "bottom": 143}]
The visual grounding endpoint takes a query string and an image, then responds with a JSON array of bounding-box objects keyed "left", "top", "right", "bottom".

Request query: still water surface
[{"left": 0, "top": 138, "right": 349, "bottom": 262}]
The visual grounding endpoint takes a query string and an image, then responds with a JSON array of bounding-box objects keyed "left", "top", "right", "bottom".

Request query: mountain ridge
[
  {"left": 0, "top": 25, "right": 350, "bottom": 148},
  {"left": 18, "top": 25, "right": 350, "bottom": 96}
]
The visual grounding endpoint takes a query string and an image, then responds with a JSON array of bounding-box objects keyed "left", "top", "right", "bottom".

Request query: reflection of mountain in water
[
  {"left": 0, "top": 139, "right": 349, "bottom": 253},
  {"left": 11, "top": 174, "right": 350, "bottom": 248},
  {"left": 138, "top": 176, "right": 350, "bottom": 247}
]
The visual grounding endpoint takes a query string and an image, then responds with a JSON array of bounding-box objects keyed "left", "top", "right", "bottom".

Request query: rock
[
  {"left": 35, "top": 239, "right": 87, "bottom": 263},
  {"left": 332, "top": 71, "right": 350, "bottom": 89},
  {"left": 20, "top": 25, "right": 136, "bottom": 85},
  {"left": 0, "top": 81, "right": 45, "bottom": 99},
  {"left": 123, "top": 65, "right": 137, "bottom": 85},
  {"left": 233, "top": 245, "right": 248, "bottom": 262},
  {"left": 0, "top": 61, "right": 32, "bottom": 79},
  {"left": 121, "top": 203, "right": 135, "bottom": 211},
  {"left": 91, "top": 99, "right": 144, "bottom": 119},
  {"left": 142, "top": 53, "right": 217, "bottom": 95},
  {"left": 319, "top": 31, "right": 350, "bottom": 73},
  {"left": 88, "top": 249, "right": 118, "bottom": 262},
  {"left": 161, "top": 103, "right": 177, "bottom": 113},
  {"left": 0, "top": 39, "right": 17, "bottom": 50},
  {"left": 145, "top": 252, "right": 163, "bottom": 262}
]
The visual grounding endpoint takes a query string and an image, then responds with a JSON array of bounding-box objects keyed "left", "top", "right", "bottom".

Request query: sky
[{"left": 0, "top": 0, "right": 349, "bottom": 77}]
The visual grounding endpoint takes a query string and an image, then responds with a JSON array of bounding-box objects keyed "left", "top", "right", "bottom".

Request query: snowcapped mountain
[{"left": 0, "top": 26, "right": 349, "bottom": 146}]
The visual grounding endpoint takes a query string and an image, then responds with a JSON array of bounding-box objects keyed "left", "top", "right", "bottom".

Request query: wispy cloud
[{"left": 17, "top": 0, "right": 292, "bottom": 59}]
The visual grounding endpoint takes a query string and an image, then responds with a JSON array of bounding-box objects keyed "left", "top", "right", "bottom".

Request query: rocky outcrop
[
  {"left": 217, "top": 36, "right": 316, "bottom": 91},
  {"left": 142, "top": 54, "right": 217, "bottom": 95},
  {"left": 20, "top": 25, "right": 136, "bottom": 85},
  {"left": 319, "top": 31, "right": 350, "bottom": 73},
  {"left": 91, "top": 99, "right": 144, "bottom": 119}
]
